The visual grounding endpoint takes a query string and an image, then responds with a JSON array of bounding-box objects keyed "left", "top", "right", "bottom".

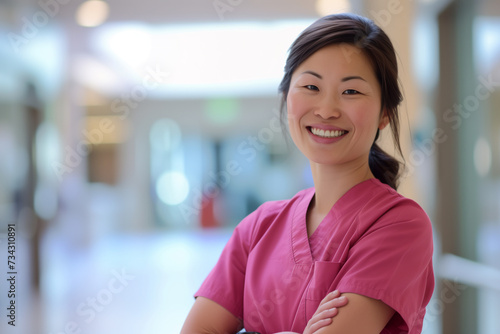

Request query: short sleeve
[
  {"left": 194, "top": 209, "right": 258, "bottom": 320},
  {"left": 336, "top": 201, "right": 434, "bottom": 333}
]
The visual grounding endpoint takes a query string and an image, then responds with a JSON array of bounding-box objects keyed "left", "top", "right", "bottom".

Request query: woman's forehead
[{"left": 293, "top": 44, "right": 376, "bottom": 80}]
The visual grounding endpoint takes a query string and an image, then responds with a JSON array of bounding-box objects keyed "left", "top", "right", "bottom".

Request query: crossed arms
[{"left": 181, "top": 290, "right": 394, "bottom": 334}]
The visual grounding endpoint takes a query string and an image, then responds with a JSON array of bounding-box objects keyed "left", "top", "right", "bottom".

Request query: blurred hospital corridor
[
  {"left": 1, "top": 223, "right": 233, "bottom": 333},
  {"left": 1, "top": 0, "right": 500, "bottom": 333}
]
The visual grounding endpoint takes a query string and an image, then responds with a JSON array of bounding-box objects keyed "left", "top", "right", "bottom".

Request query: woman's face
[{"left": 286, "top": 44, "right": 388, "bottom": 168}]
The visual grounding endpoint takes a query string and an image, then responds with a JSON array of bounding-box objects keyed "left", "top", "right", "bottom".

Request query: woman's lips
[
  {"left": 309, "top": 127, "right": 347, "bottom": 138},
  {"left": 307, "top": 126, "right": 348, "bottom": 143}
]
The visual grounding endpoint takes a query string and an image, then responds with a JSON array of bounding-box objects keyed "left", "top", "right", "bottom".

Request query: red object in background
[{"left": 200, "top": 194, "right": 220, "bottom": 228}]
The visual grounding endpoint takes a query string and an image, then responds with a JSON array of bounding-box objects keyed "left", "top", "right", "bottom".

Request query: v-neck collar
[{"left": 290, "top": 178, "right": 380, "bottom": 263}]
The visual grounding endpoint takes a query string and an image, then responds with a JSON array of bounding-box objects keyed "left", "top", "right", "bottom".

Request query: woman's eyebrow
[
  {"left": 341, "top": 75, "right": 367, "bottom": 82},
  {"left": 300, "top": 72, "right": 367, "bottom": 83},
  {"left": 301, "top": 70, "right": 322, "bottom": 79}
]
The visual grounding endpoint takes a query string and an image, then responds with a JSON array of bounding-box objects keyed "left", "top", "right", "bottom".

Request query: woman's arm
[
  {"left": 182, "top": 292, "right": 350, "bottom": 334},
  {"left": 181, "top": 297, "right": 243, "bottom": 334},
  {"left": 313, "top": 293, "right": 395, "bottom": 334},
  {"left": 302, "top": 290, "right": 348, "bottom": 334}
]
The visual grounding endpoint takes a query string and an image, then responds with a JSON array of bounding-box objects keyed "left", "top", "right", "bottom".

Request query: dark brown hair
[{"left": 278, "top": 13, "right": 403, "bottom": 190}]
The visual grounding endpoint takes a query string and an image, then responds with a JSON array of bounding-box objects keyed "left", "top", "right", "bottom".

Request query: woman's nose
[{"left": 313, "top": 95, "right": 341, "bottom": 119}]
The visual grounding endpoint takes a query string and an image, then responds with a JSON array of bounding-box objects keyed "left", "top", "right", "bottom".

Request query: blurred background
[{"left": 0, "top": 0, "right": 499, "bottom": 333}]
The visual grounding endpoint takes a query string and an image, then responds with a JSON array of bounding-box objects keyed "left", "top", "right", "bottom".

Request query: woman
[{"left": 182, "top": 13, "right": 434, "bottom": 334}]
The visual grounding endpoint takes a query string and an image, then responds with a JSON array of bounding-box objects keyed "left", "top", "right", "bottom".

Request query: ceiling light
[{"left": 76, "top": 0, "right": 109, "bottom": 28}]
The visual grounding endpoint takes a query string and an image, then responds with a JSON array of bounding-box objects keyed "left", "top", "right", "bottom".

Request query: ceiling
[
  {"left": 2, "top": 0, "right": 499, "bottom": 40},
  {"left": 57, "top": 0, "right": 318, "bottom": 26},
  {"left": 54, "top": 0, "right": 500, "bottom": 27},
  {"left": 1, "top": 0, "right": 498, "bottom": 102}
]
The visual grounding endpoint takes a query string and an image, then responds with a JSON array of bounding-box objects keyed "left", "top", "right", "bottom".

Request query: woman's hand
[
  {"left": 302, "top": 290, "right": 348, "bottom": 334},
  {"left": 267, "top": 291, "right": 349, "bottom": 334}
]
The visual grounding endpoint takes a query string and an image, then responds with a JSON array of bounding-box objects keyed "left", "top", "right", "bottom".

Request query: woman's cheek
[
  {"left": 286, "top": 98, "right": 305, "bottom": 147},
  {"left": 287, "top": 113, "right": 301, "bottom": 140},
  {"left": 348, "top": 103, "right": 371, "bottom": 125},
  {"left": 287, "top": 92, "right": 307, "bottom": 119},
  {"left": 285, "top": 97, "right": 298, "bottom": 127}
]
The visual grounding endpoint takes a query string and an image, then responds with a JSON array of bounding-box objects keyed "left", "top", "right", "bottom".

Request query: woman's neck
[{"left": 309, "top": 160, "right": 374, "bottom": 216}]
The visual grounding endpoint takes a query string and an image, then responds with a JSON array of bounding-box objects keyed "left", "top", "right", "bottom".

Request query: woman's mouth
[{"left": 308, "top": 126, "right": 348, "bottom": 138}]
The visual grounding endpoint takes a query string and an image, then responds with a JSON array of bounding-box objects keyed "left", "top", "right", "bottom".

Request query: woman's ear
[{"left": 378, "top": 109, "right": 390, "bottom": 130}]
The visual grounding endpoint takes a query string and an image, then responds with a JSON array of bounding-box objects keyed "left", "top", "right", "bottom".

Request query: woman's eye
[
  {"left": 304, "top": 85, "right": 319, "bottom": 91},
  {"left": 343, "top": 89, "right": 360, "bottom": 95}
]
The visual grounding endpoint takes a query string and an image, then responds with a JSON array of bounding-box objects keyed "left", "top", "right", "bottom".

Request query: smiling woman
[
  {"left": 182, "top": 13, "right": 434, "bottom": 334},
  {"left": 278, "top": 15, "right": 404, "bottom": 191},
  {"left": 285, "top": 44, "right": 387, "bottom": 174}
]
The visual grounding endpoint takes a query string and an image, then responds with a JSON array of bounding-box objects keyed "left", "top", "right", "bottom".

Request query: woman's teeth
[{"left": 310, "top": 127, "right": 346, "bottom": 138}]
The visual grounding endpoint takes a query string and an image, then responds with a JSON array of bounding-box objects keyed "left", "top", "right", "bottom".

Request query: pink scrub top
[{"left": 195, "top": 179, "right": 434, "bottom": 334}]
